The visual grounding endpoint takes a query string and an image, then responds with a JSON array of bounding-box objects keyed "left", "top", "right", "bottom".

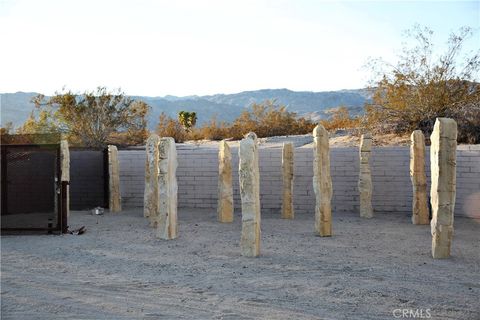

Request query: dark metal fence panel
[
  {"left": 1, "top": 145, "right": 60, "bottom": 231},
  {"left": 70, "top": 150, "right": 106, "bottom": 210}
]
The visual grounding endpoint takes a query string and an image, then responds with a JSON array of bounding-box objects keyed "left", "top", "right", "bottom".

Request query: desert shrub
[
  {"left": 156, "top": 112, "right": 187, "bottom": 143},
  {"left": 229, "top": 101, "right": 316, "bottom": 139},
  {"left": 319, "top": 106, "right": 360, "bottom": 132},
  {"left": 365, "top": 25, "right": 480, "bottom": 143},
  {"left": 191, "top": 101, "right": 316, "bottom": 140},
  {"left": 193, "top": 117, "right": 230, "bottom": 140}
]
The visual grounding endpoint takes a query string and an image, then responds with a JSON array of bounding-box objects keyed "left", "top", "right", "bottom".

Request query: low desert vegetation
[
  {"left": 364, "top": 25, "right": 480, "bottom": 143},
  {"left": 15, "top": 87, "right": 149, "bottom": 148},
  {"left": 156, "top": 101, "right": 317, "bottom": 142}
]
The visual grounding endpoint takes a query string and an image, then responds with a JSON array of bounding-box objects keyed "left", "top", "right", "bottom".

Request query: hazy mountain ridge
[{"left": 0, "top": 89, "right": 370, "bottom": 130}]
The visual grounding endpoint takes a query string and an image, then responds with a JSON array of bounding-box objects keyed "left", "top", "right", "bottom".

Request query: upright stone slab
[
  {"left": 217, "top": 140, "right": 233, "bottom": 223},
  {"left": 156, "top": 137, "right": 178, "bottom": 240},
  {"left": 358, "top": 133, "right": 373, "bottom": 218},
  {"left": 239, "top": 132, "right": 261, "bottom": 257},
  {"left": 60, "top": 140, "right": 70, "bottom": 217},
  {"left": 108, "top": 145, "right": 122, "bottom": 213},
  {"left": 430, "top": 118, "right": 457, "bottom": 259},
  {"left": 410, "top": 130, "right": 429, "bottom": 225},
  {"left": 313, "top": 125, "right": 333, "bottom": 236},
  {"left": 144, "top": 134, "right": 160, "bottom": 226},
  {"left": 281, "top": 142, "right": 294, "bottom": 219}
]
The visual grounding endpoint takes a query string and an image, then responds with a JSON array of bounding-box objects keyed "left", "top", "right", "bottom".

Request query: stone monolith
[
  {"left": 281, "top": 142, "right": 294, "bottom": 219},
  {"left": 430, "top": 118, "right": 457, "bottom": 259},
  {"left": 108, "top": 145, "right": 122, "bottom": 212},
  {"left": 239, "top": 132, "right": 261, "bottom": 257},
  {"left": 358, "top": 133, "right": 373, "bottom": 218},
  {"left": 313, "top": 125, "right": 333, "bottom": 236},
  {"left": 60, "top": 139, "right": 70, "bottom": 217},
  {"left": 217, "top": 140, "right": 233, "bottom": 223},
  {"left": 410, "top": 130, "right": 429, "bottom": 225},
  {"left": 144, "top": 134, "right": 160, "bottom": 226},
  {"left": 156, "top": 137, "right": 178, "bottom": 240}
]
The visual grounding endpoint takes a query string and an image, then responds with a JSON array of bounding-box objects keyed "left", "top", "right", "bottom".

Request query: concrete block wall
[{"left": 118, "top": 145, "right": 480, "bottom": 218}]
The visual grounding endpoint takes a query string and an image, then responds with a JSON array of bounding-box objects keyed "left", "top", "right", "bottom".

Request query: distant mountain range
[{"left": 0, "top": 88, "right": 371, "bottom": 130}]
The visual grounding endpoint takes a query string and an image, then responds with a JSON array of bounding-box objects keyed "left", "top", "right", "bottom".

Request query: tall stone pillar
[
  {"left": 144, "top": 134, "right": 160, "bottom": 226},
  {"left": 430, "top": 118, "right": 457, "bottom": 259},
  {"left": 239, "top": 132, "right": 261, "bottom": 257},
  {"left": 410, "top": 130, "right": 429, "bottom": 225},
  {"left": 156, "top": 137, "right": 178, "bottom": 240},
  {"left": 60, "top": 140, "right": 70, "bottom": 217},
  {"left": 313, "top": 125, "right": 333, "bottom": 236},
  {"left": 108, "top": 145, "right": 122, "bottom": 213},
  {"left": 358, "top": 133, "right": 373, "bottom": 218},
  {"left": 281, "top": 142, "right": 294, "bottom": 219},
  {"left": 217, "top": 140, "right": 233, "bottom": 223}
]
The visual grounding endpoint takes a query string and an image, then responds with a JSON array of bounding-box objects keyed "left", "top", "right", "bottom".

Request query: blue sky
[{"left": 0, "top": 0, "right": 478, "bottom": 96}]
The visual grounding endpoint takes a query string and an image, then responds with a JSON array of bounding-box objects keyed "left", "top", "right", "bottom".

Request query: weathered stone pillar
[
  {"left": 60, "top": 140, "right": 70, "bottom": 217},
  {"left": 239, "top": 132, "right": 261, "bottom": 257},
  {"left": 144, "top": 134, "right": 160, "bottom": 226},
  {"left": 217, "top": 140, "right": 233, "bottom": 223},
  {"left": 358, "top": 133, "right": 373, "bottom": 218},
  {"left": 430, "top": 118, "right": 457, "bottom": 259},
  {"left": 281, "top": 142, "right": 294, "bottom": 219},
  {"left": 410, "top": 130, "right": 429, "bottom": 225},
  {"left": 108, "top": 145, "right": 122, "bottom": 213},
  {"left": 313, "top": 125, "right": 333, "bottom": 236},
  {"left": 156, "top": 137, "right": 178, "bottom": 240}
]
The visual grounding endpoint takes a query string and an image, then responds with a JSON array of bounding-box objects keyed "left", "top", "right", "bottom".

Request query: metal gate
[{"left": 1, "top": 135, "right": 67, "bottom": 233}]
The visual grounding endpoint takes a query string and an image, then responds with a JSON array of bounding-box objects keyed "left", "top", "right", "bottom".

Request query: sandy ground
[{"left": 1, "top": 209, "right": 479, "bottom": 320}]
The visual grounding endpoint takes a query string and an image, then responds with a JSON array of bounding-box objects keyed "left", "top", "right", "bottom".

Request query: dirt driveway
[{"left": 2, "top": 209, "right": 479, "bottom": 319}]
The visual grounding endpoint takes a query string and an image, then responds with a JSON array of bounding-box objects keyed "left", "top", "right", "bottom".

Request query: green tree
[
  {"left": 31, "top": 87, "right": 150, "bottom": 148},
  {"left": 178, "top": 111, "right": 197, "bottom": 132},
  {"left": 365, "top": 25, "right": 480, "bottom": 143}
]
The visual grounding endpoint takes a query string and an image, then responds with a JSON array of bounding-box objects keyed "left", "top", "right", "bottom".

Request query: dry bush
[
  {"left": 365, "top": 25, "right": 480, "bottom": 143},
  {"left": 156, "top": 112, "right": 187, "bottom": 142},
  {"left": 191, "top": 101, "right": 316, "bottom": 140},
  {"left": 319, "top": 106, "right": 360, "bottom": 132},
  {"left": 193, "top": 117, "right": 230, "bottom": 140}
]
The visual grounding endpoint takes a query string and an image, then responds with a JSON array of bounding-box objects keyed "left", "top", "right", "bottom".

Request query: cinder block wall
[{"left": 118, "top": 145, "right": 480, "bottom": 218}]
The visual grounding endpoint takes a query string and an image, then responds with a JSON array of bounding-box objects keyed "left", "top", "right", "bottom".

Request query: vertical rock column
[
  {"left": 156, "top": 137, "right": 178, "bottom": 240},
  {"left": 144, "top": 134, "right": 160, "bottom": 226},
  {"left": 217, "top": 140, "right": 233, "bottom": 223},
  {"left": 430, "top": 118, "right": 457, "bottom": 259},
  {"left": 108, "top": 145, "right": 122, "bottom": 213},
  {"left": 358, "top": 133, "right": 373, "bottom": 218},
  {"left": 239, "top": 132, "right": 261, "bottom": 257},
  {"left": 281, "top": 142, "right": 294, "bottom": 219},
  {"left": 313, "top": 125, "right": 333, "bottom": 236},
  {"left": 410, "top": 130, "right": 429, "bottom": 225},
  {"left": 60, "top": 140, "right": 70, "bottom": 217}
]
